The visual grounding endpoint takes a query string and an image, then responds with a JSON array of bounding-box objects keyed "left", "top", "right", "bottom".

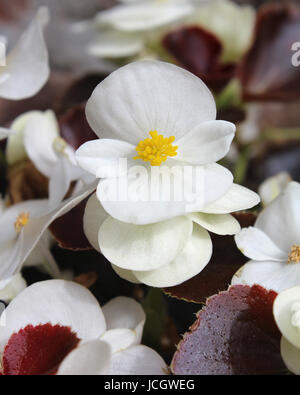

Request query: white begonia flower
[
  {"left": 0, "top": 280, "right": 167, "bottom": 375},
  {"left": 232, "top": 182, "right": 300, "bottom": 293},
  {"left": 0, "top": 7, "right": 50, "bottom": 100},
  {"left": 76, "top": 60, "right": 259, "bottom": 226},
  {"left": 273, "top": 287, "right": 300, "bottom": 375},
  {"left": 82, "top": 191, "right": 255, "bottom": 287},
  {"left": 0, "top": 182, "right": 96, "bottom": 281},
  {"left": 259, "top": 172, "right": 292, "bottom": 207},
  {"left": 6, "top": 110, "right": 92, "bottom": 210},
  {"left": 186, "top": 0, "right": 255, "bottom": 63},
  {"left": 83, "top": 0, "right": 194, "bottom": 59}
]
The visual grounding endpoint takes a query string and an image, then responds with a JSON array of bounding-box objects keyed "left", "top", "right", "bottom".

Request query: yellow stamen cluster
[
  {"left": 288, "top": 245, "right": 300, "bottom": 264},
  {"left": 134, "top": 131, "right": 178, "bottom": 166},
  {"left": 15, "top": 212, "right": 30, "bottom": 233}
]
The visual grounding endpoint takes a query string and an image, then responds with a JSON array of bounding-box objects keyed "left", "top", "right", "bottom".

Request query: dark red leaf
[
  {"left": 163, "top": 26, "right": 236, "bottom": 91},
  {"left": 59, "top": 104, "right": 98, "bottom": 150},
  {"left": 3, "top": 324, "right": 80, "bottom": 375},
  {"left": 171, "top": 284, "right": 285, "bottom": 375},
  {"left": 239, "top": 3, "right": 300, "bottom": 101},
  {"left": 50, "top": 196, "right": 93, "bottom": 251},
  {"left": 164, "top": 212, "right": 256, "bottom": 303}
]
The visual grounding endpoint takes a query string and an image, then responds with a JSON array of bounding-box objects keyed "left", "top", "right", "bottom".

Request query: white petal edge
[
  {"left": 189, "top": 212, "right": 241, "bottom": 235},
  {"left": 280, "top": 336, "right": 300, "bottom": 375}
]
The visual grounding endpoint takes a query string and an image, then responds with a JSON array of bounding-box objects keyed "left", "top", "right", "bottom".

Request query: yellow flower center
[
  {"left": 288, "top": 245, "right": 300, "bottom": 264},
  {"left": 15, "top": 212, "right": 30, "bottom": 233},
  {"left": 134, "top": 131, "right": 178, "bottom": 166},
  {"left": 53, "top": 137, "right": 67, "bottom": 154}
]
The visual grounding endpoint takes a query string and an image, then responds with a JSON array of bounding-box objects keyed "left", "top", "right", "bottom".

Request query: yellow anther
[
  {"left": 288, "top": 245, "right": 300, "bottom": 263},
  {"left": 134, "top": 131, "right": 178, "bottom": 166},
  {"left": 53, "top": 137, "right": 67, "bottom": 154},
  {"left": 15, "top": 212, "right": 30, "bottom": 233}
]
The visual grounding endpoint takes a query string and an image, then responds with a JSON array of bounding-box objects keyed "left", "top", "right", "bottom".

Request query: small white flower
[
  {"left": 186, "top": 0, "right": 255, "bottom": 63},
  {"left": 273, "top": 287, "right": 300, "bottom": 375},
  {"left": 232, "top": 181, "right": 300, "bottom": 293},
  {"left": 0, "top": 7, "right": 50, "bottom": 100},
  {"left": 6, "top": 110, "right": 92, "bottom": 209},
  {"left": 76, "top": 60, "right": 259, "bottom": 225},
  {"left": 82, "top": 0, "right": 194, "bottom": 59},
  {"left": 0, "top": 280, "right": 167, "bottom": 375},
  {"left": 83, "top": 192, "right": 254, "bottom": 287},
  {"left": 0, "top": 182, "right": 96, "bottom": 280}
]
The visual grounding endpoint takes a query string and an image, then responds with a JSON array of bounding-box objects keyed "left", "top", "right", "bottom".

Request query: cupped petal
[
  {"left": 273, "top": 287, "right": 300, "bottom": 349},
  {"left": 0, "top": 273, "right": 26, "bottom": 303},
  {"left": 96, "top": 2, "right": 193, "bottom": 32},
  {"left": 189, "top": 212, "right": 240, "bottom": 235},
  {"left": 86, "top": 60, "right": 216, "bottom": 143},
  {"left": 97, "top": 163, "right": 233, "bottom": 224},
  {"left": 57, "top": 340, "right": 111, "bottom": 375},
  {"left": 83, "top": 193, "right": 108, "bottom": 252},
  {"left": 202, "top": 183, "right": 260, "bottom": 214},
  {"left": 102, "top": 296, "right": 145, "bottom": 344},
  {"left": 101, "top": 329, "right": 136, "bottom": 353},
  {"left": 88, "top": 30, "right": 144, "bottom": 58},
  {"left": 111, "top": 265, "right": 141, "bottom": 284},
  {"left": 255, "top": 182, "right": 300, "bottom": 253},
  {"left": 99, "top": 215, "right": 192, "bottom": 271},
  {"left": 107, "top": 345, "right": 168, "bottom": 375},
  {"left": 280, "top": 336, "right": 300, "bottom": 375},
  {"left": 23, "top": 110, "right": 60, "bottom": 178},
  {"left": 232, "top": 260, "right": 300, "bottom": 293},
  {"left": 258, "top": 172, "right": 291, "bottom": 207},
  {"left": 0, "top": 127, "right": 13, "bottom": 140},
  {"left": 175, "top": 120, "right": 236, "bottom": 165},
  {"left": 235, "top": 227, "right": 287, "bottom": 262},
  {"left": 133, "top": 224, "right": 212, "bottom": 287},
  {"left": 0, "top": 280, "right": 106, "bottom": 351},
  {"left": 76, "top": 139, "right": 136, "bottom": 178},
  {"left": 0, "top": 7, "right": 49, "bottom": 100}
]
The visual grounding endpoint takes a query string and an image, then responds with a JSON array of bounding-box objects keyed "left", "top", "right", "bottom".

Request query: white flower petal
[
  {"left": 102, "top": 296, "right": 145, "bottom": 344},
  {"left": 0, "top": 7, "right": 49, "bottom": 100},
  {"left": 273, "top": 287, "right": 300, "bottom": 349},
  {"left": 256, "top": 182, "right": 300, "bottom": 253},
  {"left": 23, "top": 111, "right": 60, "bottom": 178},
  {"left": 202, "top": 183, "right": 260, "bottom": 214},
  {"left": 175, "top": 120, "right": 236, "bottom": 165},
  {"left": 134, "top": 224, "right": 212, "bottom": 287},
  {"left": 280, "top": 336, "right": 300, "bottom": 375},
  {"left": 232, "top": 260, "right": 300, "bottom": 293},
  {"left": 88, "top": 30, "right": 144, "bottom": 58},
  {"left": 0, "top": 273, "right": 26, "bottom": 303},
  {"left": 76, "top": 139, "right": 136, "bottom": 178},
  {"left": 99, "top": 215, "right": 192, "bottom": 271},
  {"left": 86, "top": 60, "right": 216, "bottom": 143},
  {"left": 0, "top": 128, "right": 13, "bottom": 141},
  {"left": 57, "top": 340, "right": 111, "bottom": 375},
  {"left": 83, "top": 193, "right": 108, "bottom": 252},
  {"left": 0, "top": 182, "right": 97, "bottom": 279},
  {"left": 98, "top": 163, "right": 233, "bottom": 224},
  {"left": 96, "top": 2, "right": 193, "bottom": 32},
  {"left": 189, "top": 212, "right": 240, "bottom": 235},
  {"left": 259, "top": 172, "right": 291, "bottom": 207},
  {"left": 108, "top": 345, "right": 167, "bottom": 375},
  {"left": 111, "top": 265, "right": 141, "bottom": 284},
  {"left": 101, "top": 329, "right": 136, "bottom": 353},
  {"left": 235, "top": 227, "right": 287, "bottom": 262},
  {"left": 0, "top": 280, "right": 106, "bottom": 351}
]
